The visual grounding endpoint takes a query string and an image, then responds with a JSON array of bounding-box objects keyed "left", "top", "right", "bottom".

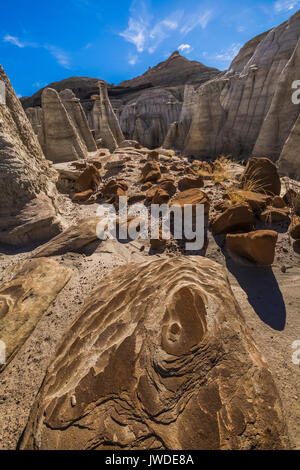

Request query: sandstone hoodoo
[{"left": 20, "top": 258, "right": 288, "bottom": 450}]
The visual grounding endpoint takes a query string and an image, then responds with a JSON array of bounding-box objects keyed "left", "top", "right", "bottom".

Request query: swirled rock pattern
[{"left": 20, "top": 257, "right": 288, "bottom": 450}]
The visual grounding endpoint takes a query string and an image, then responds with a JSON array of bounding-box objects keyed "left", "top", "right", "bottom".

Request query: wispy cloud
[
  {"left": 214, "top": 43, "right": 242, "bottom": 62},
  {"left": 180, "top": 10, "right": 213, "bottom": 35},
  {"left": 3, "top": 34, "right": 25, "bottom": 48},
  {"left": 45, "top": 45, "right": 71, "bottom": 69},
  {"left": 274, "top": 0, "right": 300, "bottom": 12},
  {"left": 3, "top": 34, "right": 71, "bottom": 69},
  {"left": 120, "top": 17, "right": 148, "bottom": 52},
  {"left": 178, "top": 43, "right": 193, "bottom": 54}
]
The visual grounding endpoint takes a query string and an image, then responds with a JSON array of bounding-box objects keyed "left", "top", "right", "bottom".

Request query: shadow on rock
[{"left": 226, "top": 257, "right": 286, "bottom": 331}]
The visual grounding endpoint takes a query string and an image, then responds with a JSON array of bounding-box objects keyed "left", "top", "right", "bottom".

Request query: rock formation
[
  {"left": 91, "top": 81, "right": 124, "bottom": 152},
  {"left": 0, "top": 258, "right": 72, "bottom": 372},
  {"left": 59, "top": 89, "right": 97, "bottom": 152},
  {"left": 21, "top": 52, "right": 220, "bottom": 149},
  {"left": 167, "top": 11, "right": 300, "bottom": 178},
  {"left": 0, "top": 65, "right": 63, "bottom": 245},
  {"left": 20, "top": 257, "right": 288, "bottom": 450},
  {"left": 41, "top": 88, "right": 87, "bottom": 163}
]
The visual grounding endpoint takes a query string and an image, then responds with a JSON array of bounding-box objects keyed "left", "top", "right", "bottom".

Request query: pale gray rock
[
  {"left": 41, "top": 88, "right": 87, "bottom": 163},
  {"left": 91, "top": 80, "right": 124, "bottom": 152},
  {"left": 59, "top": 89, "right": 97, "bottom": 152}
]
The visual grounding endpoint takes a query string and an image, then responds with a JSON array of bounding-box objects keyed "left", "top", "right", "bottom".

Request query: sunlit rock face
[
  {"left": 20, "top": 257, "right": 288, "bottom": 450},
  {"left": 0, "top": 65, "right": 63, "bottom": 245},
  {"left": 176, "top": 11, "right": 300, "bottom": 178}
]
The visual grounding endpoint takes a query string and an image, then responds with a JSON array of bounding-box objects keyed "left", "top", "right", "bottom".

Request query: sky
[{"left": 0, "top": 0, "right": 299, "bottom": 97}]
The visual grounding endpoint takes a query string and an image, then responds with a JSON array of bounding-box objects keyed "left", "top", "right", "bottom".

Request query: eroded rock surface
[
  {"left": 20, "top": 257, "right": 288, "bottom": 450},
  {"left": 0, "top": 258, "right": 72, "bottom": 372},
  {"left": 0, "top": 65, "right": 63, "bottom": 245}
]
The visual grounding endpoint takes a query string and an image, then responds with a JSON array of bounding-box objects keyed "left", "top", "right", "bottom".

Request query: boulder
[
  {"left": 0, "top": 258, "right": 72, "bottom": 372},
  {"left": 74, "top": 165, "right": 101, "bottom": 193},
  {"left": 211, "top": 205, "right": 255, "bottom": 235},
  {"left": 226, "top": 230, "right": 278, "bottom": 265},
  {"left": 289, "top": 215, "right": 300, "bottom": 239},
  {"left": 140, "top": 161, "right": 161, "bottom": 183},
  {"left": 260, "top": 207, "right": 290, "bottom": 224},
  {"left": 240, "top": 158, "right": 281, "bottom": 196},
  {"left": 226, "top": 190, "right": 271, "bottom": 211},
  {"left": 20, "top": 257, "right": 288, "bottom": 450},
  {"left": 171, "top": 189, "right": 210, "bottom": 215},
  {"left": 32, "top": 218, "right": 103, "bottom": 257},
  {"left": 178, "top": 175, "right": 204, "bottom": 192}
]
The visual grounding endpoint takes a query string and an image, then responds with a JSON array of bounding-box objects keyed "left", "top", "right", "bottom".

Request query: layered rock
[
  {"left": 20, "top": 257, "right": 288, "bottom": 450},
  {"left": 0, "top": 65, "right": 63, "bottom": 245},
  {"left": 171, "top": 11, "right": 300, "bottom": 178},
  {"left": 59, "top": 89, "right": 97, "bottom": 152},
  {"left": 90, "top": 81, "right": 124, "bottom": 152},
  {"left": 41, "top": 88, "right": 88, "bottom": 163}
]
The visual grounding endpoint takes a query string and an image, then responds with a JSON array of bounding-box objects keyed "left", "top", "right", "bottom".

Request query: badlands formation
[{"left": 0, "top": 11, "right": 300, "bottom": 451}]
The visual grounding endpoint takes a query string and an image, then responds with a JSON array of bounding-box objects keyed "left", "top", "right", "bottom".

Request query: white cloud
[
  {"left": 128, "top": 53, "right": 138, "bottom": 65},
  {"left": 180, "top": 10, "right": 213, "bottom": 35},
  {"left": 178, "top": 44, "right": 192, "bottom": 53},
  {"left": 3, "top": 34, "right": 25, "bottom": 48},
  {"left": 45, "top": 46, "right": 70, "bottom": 69},
  {"left": 120, "top": 17, "right": 148, "bottom": 52},
  {"left": 214, "top": 43, "right": 242, "bottom": 62},
  {"left": 274, "top": 0, "right": 300, "bottom": 12}
]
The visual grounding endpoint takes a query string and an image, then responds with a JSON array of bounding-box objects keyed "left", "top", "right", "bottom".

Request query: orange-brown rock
[
  {"left": 141, "top": 181, "right": 152, "bottom": 191},
  {"left": 20, "top": 257, "right": 288, "bottom": 450},
  {"left": 75, "top": 165, "right": 101, "bottom": 192},
  {"left": 128, "top": 194, "right": 146, "bottom": 205},
  {"left": 178, "top": 175, "right": 204, "bottom": 192},
  {"left": 226, "top": 230, "right": 278, "bottom": 265},
  {"left": 101, "top": 179, "right": 128, "bottom": 198},
  {"left": 140, "top": 161, "right": 161, "bottom": 183},
  {"left": 211, "top": 204, "right": 255, "bottom": 235},
  {"left": 72, "top": 189, "right": 94, "bottom": 203},
  {"left": 272, "top": 196, "right": 287, "bottom": 209},
  {"left": 260, "top": 207, "right": 290, "bottom": 224},
  {"left": 171, "top": 188, "right": 210, "bottom": 215},
  {"left": 226, "top": 190, "right": 271, "bottom": 211},
  {"left": 152, "top": 188, "right": 171, "bottom": 204},
  {"left": 240, "top": 157, "right": 281, "bottom": 196},
  {"left": 289, "top": 215, "right": 300, "bottom": 239}
]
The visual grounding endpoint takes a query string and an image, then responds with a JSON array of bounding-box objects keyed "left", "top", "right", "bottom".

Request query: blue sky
[{"left": 0, "top": 0, "right": 299, "bottom": 97}]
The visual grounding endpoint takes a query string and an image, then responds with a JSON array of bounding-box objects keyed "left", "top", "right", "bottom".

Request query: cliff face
[{"left": 177, "top": 10, "right": 300, "bottom": 178}]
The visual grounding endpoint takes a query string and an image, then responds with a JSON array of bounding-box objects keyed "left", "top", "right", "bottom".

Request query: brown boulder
[
  {"left": 140, "top": 161, "right": 161, "bottom": 183},
  {"left": 272, "top": 196, "right": 287, "bottom": 209},
  {"left": 289, "top": 215, "right": 300, "bottom": 239},
  {"left": 178, "top": 175, "right": 204, "bottom": 192},
  {"left": 75, "top": 165, "right": 101, "bottom": 192},
  {"left": 240, "top": 157, "right": 281, "bottom": 196},
  {"left": 211, "top": 204, "right": 255, "bottom": 235},
  {"left": 72, "top": 189, "right": 94, "bottom": 203},
  {"left": 260, "top": 207, "right": 290, "bottom": 224},
  {"left": 226, "top": 230, "right": 278, "bottom": 265},
  {"left": 171, "top": 188, "right": 210, "bottom": 215},
  {"left": 226, "top": 190, "right": 271, "bottom": 211}
]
